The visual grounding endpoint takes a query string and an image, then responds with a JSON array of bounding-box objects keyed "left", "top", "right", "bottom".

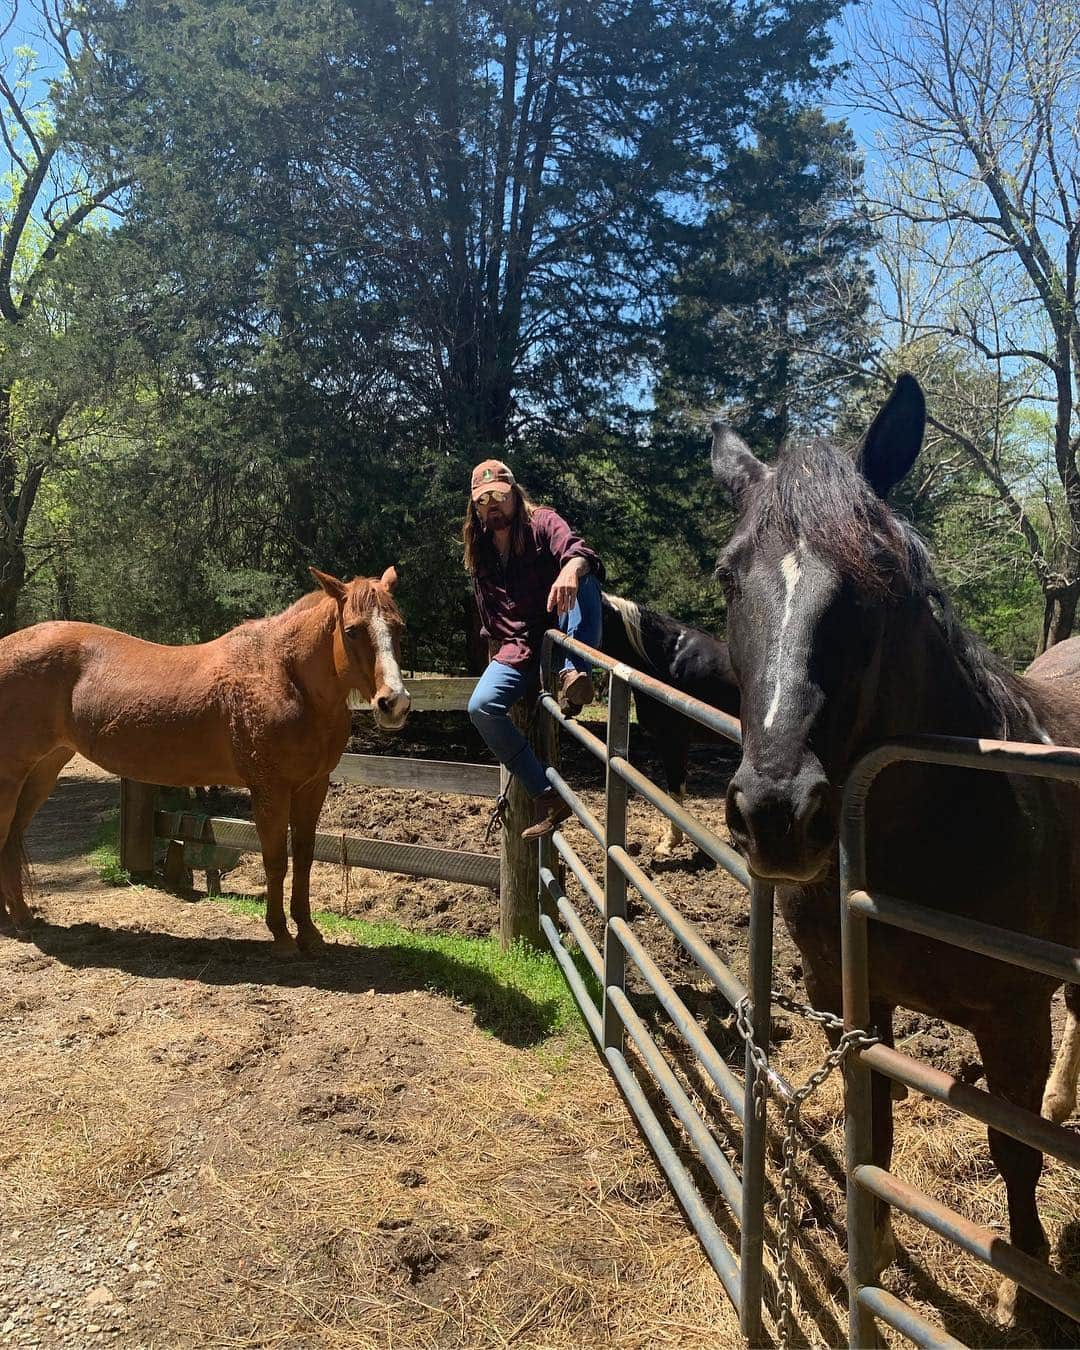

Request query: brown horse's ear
[
  {"left": 380, "top": 564, "right": 400, "bottom": 591},
  {"left": 309, "top": 567, "right": 348, "bottom": 601}
]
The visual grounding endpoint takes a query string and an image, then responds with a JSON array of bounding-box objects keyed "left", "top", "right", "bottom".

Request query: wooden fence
[{"left": 118, "top": 675, "right": 545, "bottom": 945}]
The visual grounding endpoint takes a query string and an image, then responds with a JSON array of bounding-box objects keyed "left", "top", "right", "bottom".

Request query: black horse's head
[{"left": 711, "top": 375, "right": 927, "bottom": 882}]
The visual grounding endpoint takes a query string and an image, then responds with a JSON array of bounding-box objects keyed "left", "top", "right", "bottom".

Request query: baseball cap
[{"left": 470, "top": 459, "right": 515, "bottom": 502}]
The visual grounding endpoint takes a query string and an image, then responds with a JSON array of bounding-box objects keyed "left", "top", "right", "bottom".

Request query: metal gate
[
  {"left": 841, "top": 735, "right": 1080, "bottom": 1347},
  {"left": 537, "top": 630, "right": 779, "bottom": 1342}
]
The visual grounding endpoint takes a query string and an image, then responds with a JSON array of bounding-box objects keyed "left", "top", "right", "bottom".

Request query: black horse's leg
[
  {"left": 804, "top": 965, "right": 897, "bottom": 1277},
  {"left": 655, "top": 725, "right": 690, "bottom": 856},
  {"left": 974, "top": 1006, "right": 1052, "bottom": 1325}
]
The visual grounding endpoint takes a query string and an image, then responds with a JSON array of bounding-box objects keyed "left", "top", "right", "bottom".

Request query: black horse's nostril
[
  {"left": 375, "top": 694, "right": 391, "bottom": 714},
  {"left": 726, "top": 787, "right": 750, "bottom": 842},
  {"left": 801, "top": 781, "right": 834, "bottom": 852}
]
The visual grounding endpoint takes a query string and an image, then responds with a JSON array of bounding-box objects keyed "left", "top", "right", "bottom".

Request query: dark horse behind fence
[
  {"left": 601, "top": 592, "right": 740, "bottom": 854},
  {"left": 0, "top": 566, "right": 410, "bottom": 956},
  {"left": 710, "top": 374, "right": 1080, "bottom": 1327}
]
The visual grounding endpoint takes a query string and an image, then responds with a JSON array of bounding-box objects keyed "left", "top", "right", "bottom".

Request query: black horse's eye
[{"left": 715, "top": 561, "right": 737, "bottom": 596}]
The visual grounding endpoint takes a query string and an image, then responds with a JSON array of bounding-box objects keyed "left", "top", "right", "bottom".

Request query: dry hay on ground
[
  {"left": 0, "top": 758, "right": 741, "bottom": 1349},
  {"left": 5, "top": 744, "right": 1080, "bottom": 1347}
]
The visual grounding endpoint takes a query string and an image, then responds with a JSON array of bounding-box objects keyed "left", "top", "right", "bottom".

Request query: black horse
[
  {"left": 600, "top": 592, "right": 740, "bottom": 853},
  {"left": 711, "top": 373, "right": 1080, "bottom": 1326}
]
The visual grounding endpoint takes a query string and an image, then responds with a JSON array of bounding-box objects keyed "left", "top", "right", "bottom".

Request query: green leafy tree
[
  {"left": 0, "top": 2, "right": 127, "bottom": 634},
  {"left": 59, "top": 0, "right": 850, "bottom": 660},
  {"left": 658, "top": 102, "right": 872, "bottom": 449}
]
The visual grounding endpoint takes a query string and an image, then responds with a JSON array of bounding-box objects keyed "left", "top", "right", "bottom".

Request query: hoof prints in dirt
[{"left": 382, "top": 1219, "right": 499, "bottom": 1287}]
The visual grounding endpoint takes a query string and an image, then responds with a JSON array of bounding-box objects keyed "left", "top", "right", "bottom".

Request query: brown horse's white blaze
[
  {"left": 711, "top": 375, "right": 1080, "bottom": 1328},
  {"left": 0, "top": 565, "right": 409, "bottom": 954}
]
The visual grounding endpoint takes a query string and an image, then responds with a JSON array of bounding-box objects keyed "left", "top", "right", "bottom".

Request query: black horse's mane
[{"left": 738, "top": 439, "right": 1048, "bottom": 742}]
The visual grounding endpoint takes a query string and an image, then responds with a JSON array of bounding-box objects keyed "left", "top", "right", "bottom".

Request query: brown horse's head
[{"left": 310, "top": 565, "right": 411, "bottom": 732}]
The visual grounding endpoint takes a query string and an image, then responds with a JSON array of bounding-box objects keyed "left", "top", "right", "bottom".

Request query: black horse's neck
[{"left": 876, "top": 601, "right": 1000, "bottom": 742}]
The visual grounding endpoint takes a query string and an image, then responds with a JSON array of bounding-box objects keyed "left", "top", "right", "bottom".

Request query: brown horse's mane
[
  {"left": 258, "top": 580, "right": 404, "bottom": 628},
  {"left": 739, "top": 438, "right": 1050, "bottom": 742}
]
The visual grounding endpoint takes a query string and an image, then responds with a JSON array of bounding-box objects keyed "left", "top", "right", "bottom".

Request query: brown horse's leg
[
  {"left": 251, "top": 788, "right": 296, "bottom": 956},
  {"left": 0, "top": 750, "right": 74, "bottom": 930},
  {"left": 288, "top": 775, "right": 330, "bottom": 957},
  {"left": 974, "top": 1010, "right": 1052, "bottom": 1326},
  {"left": 0, "top": 769, "right": 29, "bottom": 929}
]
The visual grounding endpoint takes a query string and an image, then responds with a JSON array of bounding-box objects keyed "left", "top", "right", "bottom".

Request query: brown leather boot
[
  {"left": 558, "top": 668, "right": 594, "bottom": 715},
  {"left": 521, "top": 787, "right": 572, "bottom": 840}
]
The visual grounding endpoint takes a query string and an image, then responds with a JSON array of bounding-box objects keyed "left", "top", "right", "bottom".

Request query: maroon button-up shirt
[{"left": 471, "top": 506, "right": 605, "bottom": 669}]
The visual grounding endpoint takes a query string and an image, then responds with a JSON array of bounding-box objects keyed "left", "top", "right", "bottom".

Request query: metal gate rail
[
  {"left": 538, "top": 630, "right": 781, "bottom": 1341},
  {"left": 841, "top": 735, "right": 1080, "bottom": 1348}
]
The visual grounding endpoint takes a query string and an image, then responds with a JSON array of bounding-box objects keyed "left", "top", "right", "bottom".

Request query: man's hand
[{"left": 547, "top": 559, "right": 588, "bottom": 615}]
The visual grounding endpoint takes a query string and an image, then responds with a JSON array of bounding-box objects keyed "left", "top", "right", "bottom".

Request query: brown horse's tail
[{"left": 19, "top": 833, "right": 34, "bottom": 900}]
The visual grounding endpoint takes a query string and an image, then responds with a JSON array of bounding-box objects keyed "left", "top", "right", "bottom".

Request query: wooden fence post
[
  {"left": 499, "top": 693, "right": 559, "bottom": 950},
  {"left": 119, "top": 779, "right": 157, "bottom": 879}
]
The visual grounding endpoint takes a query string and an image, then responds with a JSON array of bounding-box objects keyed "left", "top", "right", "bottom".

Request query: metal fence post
[
  {"left": 841, "top": 775, "right": 882, "bottom": 1350},
  {"left": 739, "top": 877, "right": 774, "bottom": 1342},
  {"left": 602, "top": 677, "right": 631, "bottom": 1050}
]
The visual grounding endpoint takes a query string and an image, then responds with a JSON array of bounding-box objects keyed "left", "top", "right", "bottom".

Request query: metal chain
[
  {"left": 483, "top": 791, "right": 510, "bottom": 845},
  {"left": 735, "top": 990, "right": 879, "bottom": 1350}
]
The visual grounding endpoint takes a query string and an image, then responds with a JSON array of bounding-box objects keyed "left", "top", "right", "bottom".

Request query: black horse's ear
[
  {"left": 710, "top": 421, "right": 768, "bottom": 507},
  {"left": 858, "top": 373, "right": 926, "bottom": 499}
]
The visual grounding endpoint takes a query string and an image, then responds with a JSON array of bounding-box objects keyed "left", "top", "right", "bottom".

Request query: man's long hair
[{"left": 462, "top": 484, "right": 539, "bottom": 574}]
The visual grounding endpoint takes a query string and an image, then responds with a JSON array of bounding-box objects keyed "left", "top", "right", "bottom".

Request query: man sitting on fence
[{"left": 464, "top": 459, "right": 604, "bottom": 840}]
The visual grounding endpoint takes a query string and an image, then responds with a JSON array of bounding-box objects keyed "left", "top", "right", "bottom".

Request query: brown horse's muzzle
[
  {"left": 725, "top": 761, "right": 835, "bottom": 882},
  {"left": 373, "top": 686, "right": 411, "bottom": 732}
]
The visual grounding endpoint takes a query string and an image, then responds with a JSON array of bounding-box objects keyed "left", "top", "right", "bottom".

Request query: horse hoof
[
  {"left": 654, "top": 845, "right": 673, "bottom": 859},
  {"left": 271, "top": 934, "right": 300, "bottom": 958},
  {"left": 995, "top": 1278, "right": 1020, "bottom": 1328},
  {"left": 297, "top": 929, "right": 326, "bottom": 957},
  {"left": 1042, "top": 1085, "right": 1074, "bottom": 1123}
]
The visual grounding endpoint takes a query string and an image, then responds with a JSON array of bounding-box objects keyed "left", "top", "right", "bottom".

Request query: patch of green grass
[
  {"left": 215, "top": 892, "right": 599, "bottom": 1049},
  {"left": 85, "top": 802, "right": 598, "bottom": 1052},
  {"left": 88, "top": 808, "right": 133, "bottom": 887}
]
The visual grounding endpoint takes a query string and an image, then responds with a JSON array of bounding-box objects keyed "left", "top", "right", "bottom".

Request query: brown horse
[
  {"left": 0, "top": 566, "right": 410, "bottom": 956},
  {"left": 711, "top": 375, "right": 1080, "bottom": 1325}
]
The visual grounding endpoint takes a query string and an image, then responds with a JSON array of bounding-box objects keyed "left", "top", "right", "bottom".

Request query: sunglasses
[{"left": 475, "top": 490, "right": 510, "bottom": 507}]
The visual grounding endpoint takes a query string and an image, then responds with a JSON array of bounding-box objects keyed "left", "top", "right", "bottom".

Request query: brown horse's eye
[{"left": 344, "top": 623, "right": 362, "bottom": 640}]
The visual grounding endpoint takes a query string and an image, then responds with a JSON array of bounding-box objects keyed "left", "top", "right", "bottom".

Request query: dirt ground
[
  {"left": 0, "top": 756, "right": 745, "bottom": 1349},
  {"left": 3, "top": 716, "right": 1080, "bottom": 1348}
]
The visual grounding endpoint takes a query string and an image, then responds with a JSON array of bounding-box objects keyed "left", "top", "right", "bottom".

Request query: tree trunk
[
  {"left": 1039, "top": 582, "right": 1080, "bottom": 653},
  {"left": 0, "top": 531, "right": 25, "bottom": 637}
]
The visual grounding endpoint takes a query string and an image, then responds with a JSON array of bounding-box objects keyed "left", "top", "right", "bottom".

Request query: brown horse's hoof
[
  {"left": 4, "top": 910, "right": 35, "bottom": 938},
  {"left": 296, "top": 927, "right": 327, "bottom": 958},
  {"left": 271, "top": 932, "right": 300, "bottom": 958}
]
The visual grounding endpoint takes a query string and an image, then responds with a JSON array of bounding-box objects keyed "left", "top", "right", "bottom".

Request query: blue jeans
[{"left": 468, "top": 572, "right": 601, "bottom": 798}]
